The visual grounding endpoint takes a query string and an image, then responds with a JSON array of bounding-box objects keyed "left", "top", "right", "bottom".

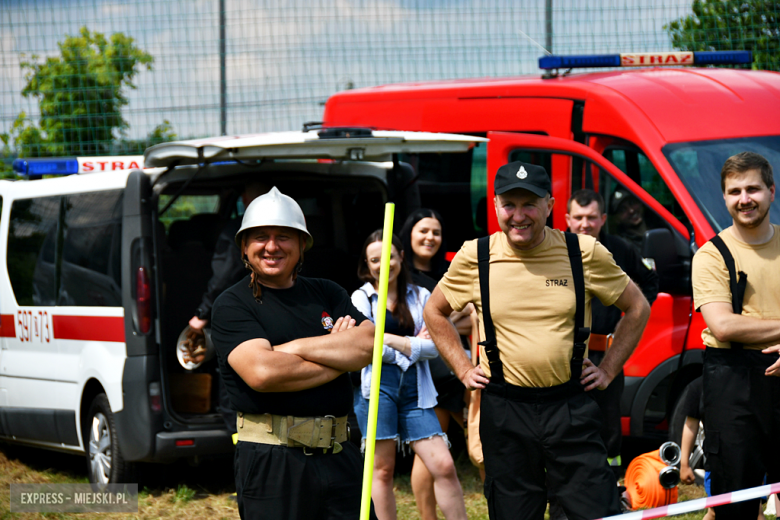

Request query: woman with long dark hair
[
  {"left": 400, "top": 209, "right": 475, "bottom": 520},
  {"left": 400, "top": 208, "right": 447, "bottom": 287},
  {"left": 351, "top": 230, "right": 466, "bottom": 520}
]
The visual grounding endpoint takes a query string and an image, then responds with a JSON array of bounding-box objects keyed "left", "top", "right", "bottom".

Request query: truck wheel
[
  {"left": 668, "top": 378, "right": 705, "bottom": 475},
  {"left": 85, "top": 393, "right": 135, "bottom": 487}
]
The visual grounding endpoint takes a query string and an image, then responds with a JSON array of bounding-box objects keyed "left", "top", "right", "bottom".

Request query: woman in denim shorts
[{"left": 351, "top": 230, "right": 467, "bottom": 520}]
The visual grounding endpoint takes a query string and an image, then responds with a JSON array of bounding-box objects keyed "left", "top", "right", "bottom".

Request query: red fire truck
[{"left": 323, "top": 51, "right": 780, "bottom": 445}]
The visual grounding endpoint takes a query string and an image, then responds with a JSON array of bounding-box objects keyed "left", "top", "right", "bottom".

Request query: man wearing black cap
[{"left": 424, "top": 161, "right": 651, "bottom": 520}]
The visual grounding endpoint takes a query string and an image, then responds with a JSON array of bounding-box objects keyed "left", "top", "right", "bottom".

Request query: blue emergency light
[
  {"left": 13, "top": 157, "right": 79, "bottom": 176},
  {"left": 539, "top": 50, "right": 752, "bottom": 70}
]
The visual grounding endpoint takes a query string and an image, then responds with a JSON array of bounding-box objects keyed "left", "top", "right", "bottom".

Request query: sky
[{"left": 0, "top": 0, "right": 693, "bottom": 142}]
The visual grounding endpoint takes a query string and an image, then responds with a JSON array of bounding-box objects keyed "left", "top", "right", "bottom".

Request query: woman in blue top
[{"left": 352, "top": 230, "right": 467, "bottom": 520}]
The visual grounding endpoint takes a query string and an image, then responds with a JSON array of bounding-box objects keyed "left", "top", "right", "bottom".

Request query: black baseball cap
[{"left": 494, "top": 161, "right": 551, "bottom": 197}]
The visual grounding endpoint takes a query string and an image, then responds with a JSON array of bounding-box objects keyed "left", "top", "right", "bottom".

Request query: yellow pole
[{"left": 359, "top": 202, "right": 395, "bottom": 520}]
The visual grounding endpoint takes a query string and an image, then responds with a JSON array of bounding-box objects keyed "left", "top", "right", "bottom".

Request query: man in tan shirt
[
  {"left": 424, "top": 161, "right": 650, "bottom": 520},
  {"left": 692, "top": 151, "right": 780, "bottom": 520}
]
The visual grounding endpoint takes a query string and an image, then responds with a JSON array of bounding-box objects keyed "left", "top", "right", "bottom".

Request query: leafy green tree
[
  {"left": 665, "top": 0, "right": 780, "bottom": 71},
  {"left": 113, "top": 120, "right": 178, "bottom": 155},
  {"left": 15, "top": 27, "right": 154, "bottom": 157}
]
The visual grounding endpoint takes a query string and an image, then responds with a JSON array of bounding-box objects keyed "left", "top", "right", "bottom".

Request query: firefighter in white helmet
[{"left": 211, "top": 186, "right": 377, "bottom": 519}]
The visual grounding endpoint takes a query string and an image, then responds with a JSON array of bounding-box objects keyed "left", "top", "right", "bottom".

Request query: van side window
[
  {"left": 8, "top": 196, "right": 62, "bottom": 306},
  {"left": 159, "top": 195, "right": 220, "bottom": 233},
  {"left": 59, "top": 190, "right": 123, "bottom": 307},
  {"left": 7, "top": 191, "right": 124, "bottom": 307}
]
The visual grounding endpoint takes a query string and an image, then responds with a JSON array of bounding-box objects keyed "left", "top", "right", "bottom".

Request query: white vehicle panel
[{"left": 145, "top": 130, "right": 487, "bottom": 167}]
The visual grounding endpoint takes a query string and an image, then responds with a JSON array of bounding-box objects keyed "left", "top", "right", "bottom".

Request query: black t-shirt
[
  {"left": 679, "top": 377, "right": 704, "bottom": 421},
  {"left": 410, "top": 268, "right": 438, "bottom": 293},
  {"left": 211, "top": 275, "right": 367, "bottom": 417},
  {"left": 591, "top": 231, "right": 660, "bottom": 335}
]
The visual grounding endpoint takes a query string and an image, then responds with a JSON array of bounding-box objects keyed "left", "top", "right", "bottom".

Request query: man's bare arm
[
  {"left": 581, "top": 280, "right": 650, "bottom": 391},
  {"left": 228, "top": 317, "right": 374, "bottom": 392},
  {"left": 228, "top": 339, "right": 342, "bottom": 392},
  {"left": 424, "top": 287, "right": 489, "bottom": 390},
  {"left": 700, "top": 302, "right": 780, "bottom": 345},
  {"left": 274, "top": 318, "right": 375, "bottom": 372}
]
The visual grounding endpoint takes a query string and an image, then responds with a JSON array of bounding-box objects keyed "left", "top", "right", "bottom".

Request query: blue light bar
[
  {"left": 693, "top": 50, "right": 752, "bottom": 66},
  {"left": 539, "top": 54, "right": 621, "bottom": 70},
  {"left": 539, "top": 51, "right": 753, "bottom": 70},
  {"left": 13, "top": 158, "right": 79, "bottom": 176}
]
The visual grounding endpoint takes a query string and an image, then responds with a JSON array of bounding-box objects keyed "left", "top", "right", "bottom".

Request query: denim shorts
[{"left": 355, "top": 364, "right": 443, "bottom": 444}]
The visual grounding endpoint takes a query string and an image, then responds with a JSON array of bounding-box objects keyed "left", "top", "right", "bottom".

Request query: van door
[{"left": 486, "top": 131, "right": 693, "bottom": 437}]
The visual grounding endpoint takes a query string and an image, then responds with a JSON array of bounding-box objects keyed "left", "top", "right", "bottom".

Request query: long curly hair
[{"left": 357, "top": 230, "right": 415, "bottom": 331}]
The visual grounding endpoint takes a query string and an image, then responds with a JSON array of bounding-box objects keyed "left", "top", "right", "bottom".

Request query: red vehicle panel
[{"left": 324, "top": 65, "right": 780, "bottom": 440}]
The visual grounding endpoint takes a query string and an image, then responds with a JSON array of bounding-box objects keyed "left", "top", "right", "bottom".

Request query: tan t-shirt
[
  {"left": 692, "top": 224, "right": 780, "bottom": 350},
  {"left": 438, "top": 228, "right": 630, "bottom": 387}
]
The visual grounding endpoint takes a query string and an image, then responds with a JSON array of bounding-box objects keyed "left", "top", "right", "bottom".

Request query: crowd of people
[{"left": 187, "top": 151, "right": 778, "bottom": 520}]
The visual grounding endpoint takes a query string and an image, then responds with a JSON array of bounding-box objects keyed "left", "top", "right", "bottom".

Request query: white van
[{"left": 0, "top": 127, "right": 484, "bottom": 485}]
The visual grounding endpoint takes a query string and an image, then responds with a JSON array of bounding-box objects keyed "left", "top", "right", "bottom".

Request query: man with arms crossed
[
  {"left": 692, "top": 152, "right": 780, "bottom": 520},
  {"left": 211, "top": 187, "right": 376, "bottom": 519},
  {"left": 424, "top": 162, "right": 651, "bottom": 520}
]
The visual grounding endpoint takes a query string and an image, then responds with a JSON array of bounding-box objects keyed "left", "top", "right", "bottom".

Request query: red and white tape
[{"left": 597, "top": 481, "right": 780, "bottom": 520}]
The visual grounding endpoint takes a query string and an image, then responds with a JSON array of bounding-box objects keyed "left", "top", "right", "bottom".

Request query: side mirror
[{"left": 642, "top": 228, "right": 691, "bottom": 295}]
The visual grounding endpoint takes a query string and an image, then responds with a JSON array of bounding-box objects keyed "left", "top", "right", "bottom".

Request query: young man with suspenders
[
  {"left": 692, "top": 152, "right": 780, "bottom": 520},
  {"left": 424, "top": 161, "right": 651, "bottom": 520}
]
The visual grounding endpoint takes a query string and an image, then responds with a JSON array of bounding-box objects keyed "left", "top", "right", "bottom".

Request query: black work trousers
[
  {"left": 235, "top": 440, "right": 376, "bottom": 520},
  {"left": 588, "top": 350, "right": 624, "bottom": 459},
  {"left": 702, "top": 347, "right": 780, "bottom": 520},
  {"left": 480, "top": 383, "right": 621, "bottom": 520}
]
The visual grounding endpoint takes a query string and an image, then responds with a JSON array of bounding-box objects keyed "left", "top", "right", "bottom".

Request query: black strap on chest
[
  {"left": 565, "top": 232, "right": 591, "bottom": 381},
  {"left": 476, "top": 232, "right": 590, "bottom": 386},
  {"left": 709, "top": 235, "right": 747, "bottom": 350},
  {"left": 477, "top": 236, "right": 504, "bottom": 384}
]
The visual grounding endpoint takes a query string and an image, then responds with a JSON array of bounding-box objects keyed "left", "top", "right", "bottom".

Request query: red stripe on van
[
  {"left": 0, "top": 314, "right": 16, "bottom": 337},
  {"left": 52, "top": 316, "right": 126, "bottom": 342}
]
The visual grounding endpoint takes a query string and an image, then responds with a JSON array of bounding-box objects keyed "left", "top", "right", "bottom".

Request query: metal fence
[{"left": 1, "top": 0, "right": 777, "bottom": 161}]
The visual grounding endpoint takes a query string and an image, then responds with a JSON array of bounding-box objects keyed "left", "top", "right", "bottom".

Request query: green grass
[{"left": 0, "top": 441, "right": 776, "bottom": 519}]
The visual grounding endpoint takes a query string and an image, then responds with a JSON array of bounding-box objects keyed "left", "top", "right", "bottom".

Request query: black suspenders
[
  {"left": 476, "top": 232, "right": 590, "bottom": 388},
  {"left": 477, "top": 236, "right": 504, "bottom": 385},
  {"left": 709, "top": 235, "right": 747, "bottom": 350}
]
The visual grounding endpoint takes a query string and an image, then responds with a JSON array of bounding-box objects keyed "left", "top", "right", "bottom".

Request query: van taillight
[
  {"left": 136, "top": 267, "right": 151, "bottom": 334},
  {"left": 149, "top": 381, "right": 162, "bottom": 413}
]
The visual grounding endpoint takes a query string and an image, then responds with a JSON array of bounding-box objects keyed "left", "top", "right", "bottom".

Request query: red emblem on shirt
[{"left": 321, "top": 312, "right": 334, "bottom": 330}]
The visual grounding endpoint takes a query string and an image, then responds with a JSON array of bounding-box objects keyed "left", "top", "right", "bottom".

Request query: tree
[
  {"left": 665, "top": 0, "right": 780, "bottom": 71},
  {"left": 113, "top": 120, "right": 178, "bottom": 155},
  {"left": 14, "top": 27, "right": 154, "bottom": 157}
]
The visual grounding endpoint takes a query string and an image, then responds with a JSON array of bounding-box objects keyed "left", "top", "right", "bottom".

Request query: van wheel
[
  {"left": 668, "top": 378, "right": 705, "bottom": 477},
  {"left": 85, "top": 394, "right": 135, "bottom": 486}
]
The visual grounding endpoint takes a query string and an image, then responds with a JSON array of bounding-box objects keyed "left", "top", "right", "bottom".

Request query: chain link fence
[{"left": 1, "top": 0, "right": 778, "bottom": 161}]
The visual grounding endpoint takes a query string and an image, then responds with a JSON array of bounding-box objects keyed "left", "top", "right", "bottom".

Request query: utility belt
[
  {"left": 588, "top": 333, "right": 613, "bottom": 352},
  {"left": 236, "top": 412, "right": 349, "bottom": 454},
  {"left": 485, "top": 380, "right": 582, "bottom": 403}
]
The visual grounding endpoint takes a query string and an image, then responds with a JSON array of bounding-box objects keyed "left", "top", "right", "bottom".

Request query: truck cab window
[{"left": 603, "top": 147, "right": 690, "bottom": 232}]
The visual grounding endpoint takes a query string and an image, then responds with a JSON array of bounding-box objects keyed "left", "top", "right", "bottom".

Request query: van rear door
[{"left": 144, "top": 130, "right": 486, "bottom": 170}]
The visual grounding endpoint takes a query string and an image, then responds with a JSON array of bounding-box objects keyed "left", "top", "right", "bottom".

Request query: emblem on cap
[{"left": 517, "top": 165, "right": 528, "bottom": 179}]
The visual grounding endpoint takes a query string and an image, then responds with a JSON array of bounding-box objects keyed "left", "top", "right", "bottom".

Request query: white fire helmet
[{"left": 235, "top": 186, "right": 314, "bottom": 251}]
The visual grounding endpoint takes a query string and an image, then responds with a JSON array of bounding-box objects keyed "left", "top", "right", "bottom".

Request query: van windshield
[{"left": 663, "top": 136, "right": 780, "bottom": 233}]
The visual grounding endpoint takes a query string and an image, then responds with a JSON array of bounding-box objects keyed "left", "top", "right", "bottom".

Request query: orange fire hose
[{"left": 624, "top": 449, "right": 678, "bottom": 510}]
